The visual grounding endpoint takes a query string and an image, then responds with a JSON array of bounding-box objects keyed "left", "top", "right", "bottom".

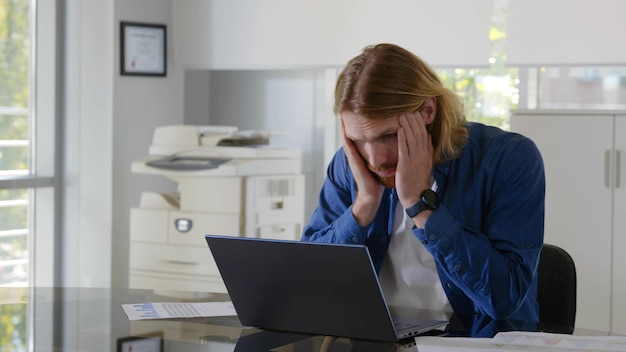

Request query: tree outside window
[
  {"left": 437, "top": 0, "right": 518, "bottom": 130},
  {"left": 0, "top": 0, "right": 30, "bottom": 349}
]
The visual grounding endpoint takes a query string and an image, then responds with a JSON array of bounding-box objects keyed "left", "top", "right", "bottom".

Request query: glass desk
[{"left": 0, "top": 286, "right": 603, "bottom": 351}]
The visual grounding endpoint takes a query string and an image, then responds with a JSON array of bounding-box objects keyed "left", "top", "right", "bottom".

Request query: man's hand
[
  {"left": 341, "top": 119, "right": 384, "bottom": 227},
  {"left": 395, "top": 111, "right": 434, "bottom": 209}
]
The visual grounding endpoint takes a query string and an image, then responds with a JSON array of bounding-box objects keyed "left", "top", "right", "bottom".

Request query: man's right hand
[{"left": 341, "top": 118, "right": 384, "bottom": 227}]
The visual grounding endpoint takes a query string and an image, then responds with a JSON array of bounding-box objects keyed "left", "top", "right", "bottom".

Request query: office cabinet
[
  {"left": 170, "top": 0, "right": 493, "bottom": 69},
  {"left": 612, "top": 116, "right": 626, "bottom": 334},
  {"left": 511, "top": 110, "right": 626, "bottom": 333}
]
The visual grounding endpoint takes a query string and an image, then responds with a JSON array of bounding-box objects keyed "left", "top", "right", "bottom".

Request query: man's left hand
[{"left": 395, "top": 111, "right": 434, "bottom": 208}]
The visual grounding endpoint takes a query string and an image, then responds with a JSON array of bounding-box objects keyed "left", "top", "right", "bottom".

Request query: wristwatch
[{"left": 405, "top": 189, "right": 440, "bottom": 218}]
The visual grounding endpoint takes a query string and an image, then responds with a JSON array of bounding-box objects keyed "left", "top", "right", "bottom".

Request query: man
[{"left": 302, "top": 43, "right": 545, "bottom": 322}]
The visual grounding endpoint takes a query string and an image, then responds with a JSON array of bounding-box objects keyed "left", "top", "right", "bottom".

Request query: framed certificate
[
  {"left": 120, "top": 21, "right": 166, "bottom": 77},
  {"left": 117, "top": 333, "right": 163, "bottom": 352}
]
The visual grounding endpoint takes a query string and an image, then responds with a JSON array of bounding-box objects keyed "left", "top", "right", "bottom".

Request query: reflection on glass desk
[{"left": 0, "top": 287, "right": 614, "bottom": 351}]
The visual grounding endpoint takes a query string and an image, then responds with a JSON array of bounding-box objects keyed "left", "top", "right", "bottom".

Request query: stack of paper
[{"left": 415, "top": 331, "right": 626, "bottom": 351}]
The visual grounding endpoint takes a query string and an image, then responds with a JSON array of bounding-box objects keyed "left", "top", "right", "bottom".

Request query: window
[
  {"left": 529, "top": 66, "right": 626, "bottom": 110},
  {"left": 0, "top": 0, "right": 31, "bottom": 287},
  {"left": 436, "top": 0, "right": 518, "bottom": 131},
  {"left": 1, "top": 0, "right": 57, "bottom": 348}
]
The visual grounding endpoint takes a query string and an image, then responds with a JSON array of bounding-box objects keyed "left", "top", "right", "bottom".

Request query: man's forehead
[{"left": 341, "top": 112, "right": 399, "bottom": 140}]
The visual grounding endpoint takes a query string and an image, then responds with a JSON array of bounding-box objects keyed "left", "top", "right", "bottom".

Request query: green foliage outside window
[
  {"left": 0, "top": 0, "right": 29, "bottom": 107},
  {"left": 437, "top": 2, "right": 518, "bottom": 131},
  {"left": 0, "top": 2, "right": 30, "bottom": 349},
  {"left": 0, "top": 302, "right": 26, "bottom": 351},
  {"left": 1, "top": 0, "right": 30, "bottom": 172}
]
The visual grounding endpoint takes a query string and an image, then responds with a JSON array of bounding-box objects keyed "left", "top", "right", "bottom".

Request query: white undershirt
[{"left": 378, "top": 182, "right": 452, "bottom": 312}]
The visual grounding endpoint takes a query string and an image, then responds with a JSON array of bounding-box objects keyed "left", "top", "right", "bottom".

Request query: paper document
[
  {"left": 415, "top": 331, "right": 626, "bottom": 351},
  {"left": 122, "top": 301, "right": 236, "bottom": 321}
]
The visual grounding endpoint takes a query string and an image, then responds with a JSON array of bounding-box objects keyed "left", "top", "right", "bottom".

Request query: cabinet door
[
  {"left": 612, "top": 115, "right": 626, "bottom": 334},
  {"left": 512, "top": 113, "right": 614, "bottom": 331},
  {"left": 171, "top": 0, "right": 492, "bottom": 69}
]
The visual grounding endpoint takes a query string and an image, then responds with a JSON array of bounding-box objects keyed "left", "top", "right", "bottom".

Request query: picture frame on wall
[
  {"left": 120, "top": 21, "right": 166, "bottom": 77},
  {"left": 116, "top": 332, "right": 163, "bottom": 352}
]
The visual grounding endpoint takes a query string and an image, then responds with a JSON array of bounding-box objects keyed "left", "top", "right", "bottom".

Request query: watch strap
[
  {"left": 405, "top": 189, "right": 440, "bottom": 218},
  {"left": 405, "top": 199, "right": 427, "bottom": 218}
]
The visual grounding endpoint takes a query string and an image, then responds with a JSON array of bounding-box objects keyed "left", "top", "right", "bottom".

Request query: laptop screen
[{"left": 205, "top": 235, "right": 400, "bottom": 341}]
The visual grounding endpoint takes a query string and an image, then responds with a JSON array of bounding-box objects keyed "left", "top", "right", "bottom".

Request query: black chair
[{"left": 537, "top": 243, "right": 577, "bottom": 330}]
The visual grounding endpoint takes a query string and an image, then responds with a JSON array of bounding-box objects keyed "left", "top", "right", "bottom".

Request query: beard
[
  {"left": 375, "top": 174, "right": 395, "bottom": 189},
  {"left": 368, "top": 165, "right": 396, "bottom": 189}
]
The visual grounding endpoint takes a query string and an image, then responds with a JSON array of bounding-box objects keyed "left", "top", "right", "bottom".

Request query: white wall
[
  {"left": 112, "top": 0, "right": 184, "bottom": 289},
  {"left": 62, "top": 1, "right": 116, "bottom": 350},
  {"left": 63, "top": 0, "right": 114, "bottom": 287},
  {"left": 184, "top": 70, "right": 211, "bottom": 125}
]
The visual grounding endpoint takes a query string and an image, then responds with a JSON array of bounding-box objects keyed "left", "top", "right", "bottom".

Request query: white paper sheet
[
  {"left": 415, "top": 331, "right": 626, "bottom": 351},
  {"left": 122, "top": 301, "right": 236, "bottom": 321}
]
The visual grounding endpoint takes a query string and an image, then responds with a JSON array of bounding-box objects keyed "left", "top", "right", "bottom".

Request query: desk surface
[{"left": 0, "top": 286, "right": 606, "bottom": 352}]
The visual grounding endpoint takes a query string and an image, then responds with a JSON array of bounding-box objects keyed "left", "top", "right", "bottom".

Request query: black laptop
[{"left": 204, "top": 235, "right": 449, "bottom": 342}]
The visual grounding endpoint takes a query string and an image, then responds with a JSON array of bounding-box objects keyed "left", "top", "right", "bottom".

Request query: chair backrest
[{"left": 537, "top": 243, "right": 577, "bottom": 330}]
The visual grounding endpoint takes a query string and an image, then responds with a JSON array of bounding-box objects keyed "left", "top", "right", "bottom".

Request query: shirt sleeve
[
  {"left": 301, "top": 148, "right": 369, "bottom": 244},
  {"left": 414, "top": 136, "right": 545, "bottom": 320}
]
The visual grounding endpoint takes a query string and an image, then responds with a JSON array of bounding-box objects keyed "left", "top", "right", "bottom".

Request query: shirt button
[
  {"left": 428, "top": 234, "right": 436, "bottom": 241},
  {"left": 351, "top": 236, "right": 358, "bottom": 243},
  {"left": 453, "top": 264, "right": 461, "bottom": 271},
  {"left": 379, "top": 237, "right": 387, "bottom": 244}
]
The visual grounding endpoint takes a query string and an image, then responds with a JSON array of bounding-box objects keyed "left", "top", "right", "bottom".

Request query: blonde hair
[{"left": 334, "top": 43, "right": 468, "bottom": 163}]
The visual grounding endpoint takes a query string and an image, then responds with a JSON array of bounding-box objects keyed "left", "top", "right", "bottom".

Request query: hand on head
[
  {"left": 340, "top": 118, "right": 385, "bottom": 226},
  {"left": 395, "top": 110, "right": 434, "bottom": 208}
]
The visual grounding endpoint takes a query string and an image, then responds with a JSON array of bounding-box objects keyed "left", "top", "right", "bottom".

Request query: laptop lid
[{"left": 205, "top": 235, "right": 447, "bottom": 342}]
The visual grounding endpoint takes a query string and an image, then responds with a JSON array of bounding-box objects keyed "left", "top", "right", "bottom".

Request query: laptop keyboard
[
  {"left": 394, "top": 321, "right": 422, "bottom": 330},
  {"left": 394, "top": 320, "right": 424, "bottom": 335}
]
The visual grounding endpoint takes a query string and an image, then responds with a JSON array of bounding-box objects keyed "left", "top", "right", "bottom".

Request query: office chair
[{"left": 537, "top": 243, "right": 577, "bottom": 330}]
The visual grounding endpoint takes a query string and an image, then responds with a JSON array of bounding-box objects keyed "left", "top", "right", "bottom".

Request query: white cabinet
[
  {"left": 612, "top": 116, "right": 626, "bottom": 334},
  {"left": 511, "top": 110, "right": 626, "bottom": 333},
  {"left": 171, "top": 0, "right": 493, "bottom": 69}
]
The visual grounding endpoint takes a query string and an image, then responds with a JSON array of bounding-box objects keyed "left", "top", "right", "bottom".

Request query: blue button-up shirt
[{"left": 302, "top": 122, "right": 545, "bottom": 322}]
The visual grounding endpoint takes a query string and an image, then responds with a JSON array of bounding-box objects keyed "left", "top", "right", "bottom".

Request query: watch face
[{"left": 421, "top": 189, "right": 440, "bottom": 210}]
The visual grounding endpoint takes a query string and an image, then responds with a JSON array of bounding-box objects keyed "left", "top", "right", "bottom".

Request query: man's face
[{"left": 341, "top": 111, "right": 400, "bottom": 188}]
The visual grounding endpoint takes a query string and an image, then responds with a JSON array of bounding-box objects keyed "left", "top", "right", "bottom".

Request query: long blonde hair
[{"left": 334, "top": 43, "right": 468, "bottom": 163}]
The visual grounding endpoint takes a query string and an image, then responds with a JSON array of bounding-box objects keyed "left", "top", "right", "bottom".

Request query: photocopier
[{"left": 129, "top": 125, "right": 305, "bottom": 293}]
